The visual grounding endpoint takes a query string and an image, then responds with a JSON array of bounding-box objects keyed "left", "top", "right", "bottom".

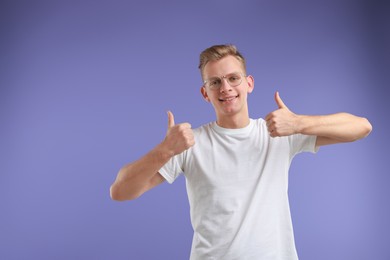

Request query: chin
[{"left": 217, "top": 107, "right": 240, "bottom": 116}]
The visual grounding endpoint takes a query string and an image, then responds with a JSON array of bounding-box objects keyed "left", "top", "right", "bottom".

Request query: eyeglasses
[{"left": 203, "top": 72, "right": 246, "bottom": 90}]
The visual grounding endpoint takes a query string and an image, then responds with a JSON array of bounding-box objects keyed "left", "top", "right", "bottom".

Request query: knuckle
[{"left": 178, "top": 124, "right": 185, "bottom": 131}]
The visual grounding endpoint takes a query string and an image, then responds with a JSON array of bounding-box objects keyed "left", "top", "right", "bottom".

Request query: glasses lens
[
  {"left": 205, "top": 73, "right": 244, "bottom": 89},
  {"left": 227, "top": 73, "right": 242, "bottom": 87},
  {"left": 206, "top": 78, "right": 221, "bottom": 89}
]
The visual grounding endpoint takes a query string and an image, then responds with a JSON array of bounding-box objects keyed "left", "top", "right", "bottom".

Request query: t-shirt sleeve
[
  {"left": 288, "top": 134, "right": 319, "bottom": 158},
  {"left": 158, "top": 152, "right": 185, "bottom": 184}
]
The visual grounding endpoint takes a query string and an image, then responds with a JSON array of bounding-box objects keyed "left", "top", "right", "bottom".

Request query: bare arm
[
  {"left": 265, "top": 92, "right": 372, "bottom": 148},
  {"left": 110, "top": 111, "right": 195, "bottom": 201},
  {"left": 295, "top": 113, "right": 372, "bottom": 147},
  {"left": 110, "top": 144, "right": 170, "bottom": 201}
]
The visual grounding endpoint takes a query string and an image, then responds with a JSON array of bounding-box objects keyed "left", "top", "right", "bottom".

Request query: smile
[{"left": 218, "top": 95, "right": 239, "bottom": 102}]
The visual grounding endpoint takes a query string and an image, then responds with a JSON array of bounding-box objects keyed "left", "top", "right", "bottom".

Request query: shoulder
[
  {"left": 253, "top": 117, "right": 266, "bottom": 127},
  {"left": 188, "top": 122, "right": 214, "bottom": 146},
  {"left": 251, "top": 118, "right": 268, "bottom": 134},
  {"left": 193, "top": 122, "right": 214, "bottom": 135}
]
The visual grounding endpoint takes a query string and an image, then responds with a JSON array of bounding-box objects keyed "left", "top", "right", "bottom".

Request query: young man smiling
[
  {"left": 110, "top": 45, "right": 372, "bottom": 259},
  {"left": 200, "top": 54, "right": 254, "bottom": 129}
]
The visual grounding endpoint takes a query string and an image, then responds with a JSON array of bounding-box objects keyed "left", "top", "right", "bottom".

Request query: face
[{"left": 200, "top": 55, "right": 254, "bottom": 120}]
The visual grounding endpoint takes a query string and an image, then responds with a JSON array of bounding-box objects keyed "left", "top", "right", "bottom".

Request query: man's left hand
[{"left": 265, "top": 92, "right": 300, "bottom": 137}]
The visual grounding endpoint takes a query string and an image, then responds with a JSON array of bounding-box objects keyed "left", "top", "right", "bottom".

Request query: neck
[{"left": 216, "top": 113, "right": 250, "bottom": 129}]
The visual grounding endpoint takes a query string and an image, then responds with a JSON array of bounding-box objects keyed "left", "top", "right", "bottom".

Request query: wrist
[
  {"left": 294, "top": 114, "right": 307, "bottom": 135},
  {"left": 156, "top": 141, "right": 175, "bottom": 161},
  {"left": 295, "top": 114, "right": 322, "bottom": 135}
]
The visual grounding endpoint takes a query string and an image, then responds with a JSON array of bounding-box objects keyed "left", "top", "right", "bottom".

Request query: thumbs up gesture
[
  {"left": 163, "top": 111, "right": 195, "bottom": 156},
  {"left": 265, "top": 92, "right": 299, "bottom": 137}
]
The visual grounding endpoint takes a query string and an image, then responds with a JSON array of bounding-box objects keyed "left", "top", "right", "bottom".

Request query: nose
[{"left": 219, "top": 78, "right": 232, "bottom": 93}]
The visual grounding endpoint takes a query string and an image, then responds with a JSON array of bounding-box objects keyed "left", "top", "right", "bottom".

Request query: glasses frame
[{"left": 203, "top": 72, "right": 247, "bottom": 90}]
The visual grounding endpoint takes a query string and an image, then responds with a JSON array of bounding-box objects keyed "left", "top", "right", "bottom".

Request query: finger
[
  {"left": 167, "top": 111, "right": 175, "bottom": 129},
  {"left": 268, "top": 128, "right": 275, "bottom": 137},
  {"left": 265, "top": 112, "right": 273, "bottom": 122},
  {"left": 275, "top": 91, "right": 287, "bottom": 109},
  {"left": 181, "top": 122, "right": 192, "bottom": 129}
]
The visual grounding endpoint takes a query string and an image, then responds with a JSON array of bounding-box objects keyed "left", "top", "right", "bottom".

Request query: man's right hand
[{"left": 163, "top": 111, "right": 195, "bottom": 156}]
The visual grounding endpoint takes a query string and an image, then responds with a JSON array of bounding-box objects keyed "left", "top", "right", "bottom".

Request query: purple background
[{"left": 1, "top": 1, "right": 389, "bottom": 259}]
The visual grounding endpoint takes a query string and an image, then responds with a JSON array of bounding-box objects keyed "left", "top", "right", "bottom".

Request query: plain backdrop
[{"left": 1, "top": 0, "right": 389, "bottom": 259}]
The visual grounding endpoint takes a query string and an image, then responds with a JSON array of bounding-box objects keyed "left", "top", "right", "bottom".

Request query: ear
[
  {"left": 246, "top": 75, "right": 254, "bottom": 94},
  {"left": 200, "top": 86, "right": 210, "bottom": 102}
]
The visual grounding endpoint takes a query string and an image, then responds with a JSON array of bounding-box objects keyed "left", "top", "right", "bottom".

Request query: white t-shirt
[{"left": 159, "top": 118, "right": 318, "bottom": 260}]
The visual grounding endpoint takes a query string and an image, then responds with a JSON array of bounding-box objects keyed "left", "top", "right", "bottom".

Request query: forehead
[{"left": 203, "top": 55, "right": 244, "bottom": 78}]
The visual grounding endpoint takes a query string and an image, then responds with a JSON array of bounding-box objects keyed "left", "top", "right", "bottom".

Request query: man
[{"left": 110, "top": 45, "right": 372, "bottom": 259}]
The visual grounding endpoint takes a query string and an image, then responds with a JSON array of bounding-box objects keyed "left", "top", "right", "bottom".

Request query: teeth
[{"left": 220, "top": 96, "right": 237, "bottom": 101}]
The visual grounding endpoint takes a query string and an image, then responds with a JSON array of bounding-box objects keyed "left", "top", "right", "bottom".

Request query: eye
[
  {"left": 228, "top": 74, "right": 241, "bottom": 83},
  {"left": 208, "top": 78, "right": 221, "bottom": 88}
]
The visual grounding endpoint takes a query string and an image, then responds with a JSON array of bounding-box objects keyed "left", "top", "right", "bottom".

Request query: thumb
[
  {"left": 167, "top": 110, "right": 175, "bottom": 128},
  {"left": 275, "top": 91, "right": 287, "bottom": 109}
]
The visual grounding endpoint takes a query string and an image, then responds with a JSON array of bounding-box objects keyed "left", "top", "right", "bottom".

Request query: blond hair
[{"left": 198, "top": 44, "right": 246, "bottom": 77}]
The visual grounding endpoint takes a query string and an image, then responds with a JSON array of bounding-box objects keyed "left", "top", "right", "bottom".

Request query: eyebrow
[{"left": 206, "top": 71, "right": 242, "bottom": 79}]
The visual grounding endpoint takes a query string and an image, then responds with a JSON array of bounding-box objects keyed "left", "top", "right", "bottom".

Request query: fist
[
  {"left": 164, "top": 111, "right": 195, "bottom": 156},
  {"left": 265, "top": 92, "right": 299, "bottom": 137}
]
